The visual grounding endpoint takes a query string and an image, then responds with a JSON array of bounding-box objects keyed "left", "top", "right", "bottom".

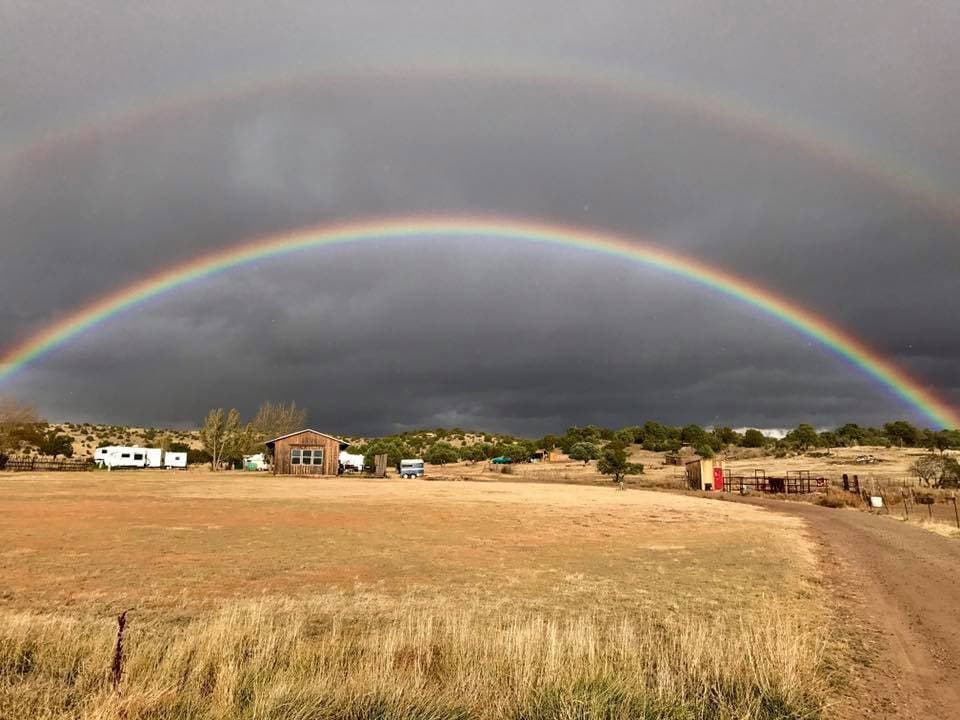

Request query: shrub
[{"left": 816, "top": 489, "right": 861, "bottom": 508}]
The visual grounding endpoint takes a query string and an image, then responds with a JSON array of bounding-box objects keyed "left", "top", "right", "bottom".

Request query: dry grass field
[{"left": 0, "top": 472, "right": 833, "bottom": 719}]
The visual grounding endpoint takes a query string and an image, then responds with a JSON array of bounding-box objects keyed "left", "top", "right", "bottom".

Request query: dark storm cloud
[{"left": 2, "top": 2, "right": 958, "bottom": 433}]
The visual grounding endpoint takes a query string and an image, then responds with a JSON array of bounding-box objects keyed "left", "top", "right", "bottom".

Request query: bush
[
  {"left": 816, "top": 489, "right": 861, "bottom": 508},
  {"left": 425, "top": 442, "right": 459, "bottom": 466},
  {"left": 568, "top": 442, "right": 598, "bottom": 463}
]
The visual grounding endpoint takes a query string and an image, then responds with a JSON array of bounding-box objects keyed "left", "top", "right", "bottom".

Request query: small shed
[
  {"left": 685, "top": 457, "right": 724, "bottom": 491},
  {"left": 265, "top": 429, "right": 349, "bottom": 476}
]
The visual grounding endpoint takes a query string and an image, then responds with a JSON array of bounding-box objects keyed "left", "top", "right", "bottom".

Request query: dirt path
[{"left": 740, "top": 498, "right": 960, "bottom": 719}]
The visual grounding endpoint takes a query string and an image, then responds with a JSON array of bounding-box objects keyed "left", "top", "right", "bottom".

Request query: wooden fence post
[
  {"left": 112, "top": 610, "right": 131, "bottom": 693},
  {"left": 952, "top": 495, "right": 960, "bottom": 530}
]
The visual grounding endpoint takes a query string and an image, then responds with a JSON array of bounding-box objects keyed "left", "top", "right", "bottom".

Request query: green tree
[
  {"left": 37, "top": 430, "right": 73, "bottom": 458},
  {"left": 695, "top": 444, "right": 715, "bottom": 459},
  {"left": 942, "top": 457, "right": 960, "bottom": 489},
  {"left": 818, "top": 431, "right": 839, "bottom": 449},
  {"left": 568, "top": 441, "right": 599, "bottom": 464},
  {"left": 785, "top": 424, "right": 819, "bottom": 451},
  {"left": 641, "top": 421, "right": 668, "bottom": 451},
  {"left": 538, "top": 434, "right": 561, "bottom": 452},
  {"left": 363, "top": 439, "right": 412, "bottom": 470},
  {"left": 458, "top": 444, "right": 486, "bottom": 463},
  {"left": 711, "top": 426, "right": 741, "bottom": 446},
  {"left": 835, "top": 423, "right": 866, "bottom": 447},
  {"left": 883, "top": 421, "right": 920, "bottom": 448},
  {"left": 742, "top": 429, "right": 768, "bottom": 448},
  {"left": 597, "top": 440, "right": 644, "bottom": 487},
  {"left": 424, "top": 441, "right": 459, "bottom": 465},
  {"left": 494, "top": 441, "right": 534, "bottom": 463},
  {"left": 680, "top": 424, "right": 707, "bottom": 447}
]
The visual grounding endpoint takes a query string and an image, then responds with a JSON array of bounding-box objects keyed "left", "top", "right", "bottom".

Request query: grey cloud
[{"left": 2, "top": 2, "right": 958, "bottom": 433}]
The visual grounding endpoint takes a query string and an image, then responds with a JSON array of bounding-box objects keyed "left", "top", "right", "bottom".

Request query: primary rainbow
[{"left": 1, "top": 215, "right": 956, "bottom": 428}]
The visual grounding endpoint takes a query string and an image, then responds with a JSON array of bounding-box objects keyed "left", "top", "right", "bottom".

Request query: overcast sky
[{"left": 1, "top": 1, "right": 958, "bottom": 435}]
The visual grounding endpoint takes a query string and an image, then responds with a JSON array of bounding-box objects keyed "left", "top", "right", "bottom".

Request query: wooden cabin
[{"left": 265, "top": 429, "right": 349, "bottom": 476}]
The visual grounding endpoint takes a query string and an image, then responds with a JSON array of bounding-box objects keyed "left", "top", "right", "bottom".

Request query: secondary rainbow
[
  {"left": 1, "top": 215, "right": 956, "bottom": 428},
  {"left": 6, "top": 58, "right": 959, "bottom": 226}
]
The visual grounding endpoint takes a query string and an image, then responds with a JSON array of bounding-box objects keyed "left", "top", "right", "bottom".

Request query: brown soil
[{"left": 736, "top": 497, "right": 960, "bottom": 719}]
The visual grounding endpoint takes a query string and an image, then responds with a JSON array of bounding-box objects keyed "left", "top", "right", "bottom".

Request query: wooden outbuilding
[
  {"left": 685, "top": 457, "right": 724, "bottom": 491},
  {"left": 265, "top": 429, "right": 349, "bottom": 476}
]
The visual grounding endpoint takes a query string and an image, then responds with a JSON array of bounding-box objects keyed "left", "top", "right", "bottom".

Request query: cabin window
[
  {"left": 134, "top": 453, "right": 144, "bottom": 461},
  {"left": 290, "top": 448, "right": 323, "bottom": 465},
  {"left": 121, "top": 453, "right": 130, "bottom": 459},
  {"left": 291, "top": 448, "right": 323, "bottom": 466}
]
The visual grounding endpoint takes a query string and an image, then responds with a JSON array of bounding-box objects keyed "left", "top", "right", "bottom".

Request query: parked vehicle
[
  {"left": 399, "top": 459, "right": 425, "bottom": 478},
  {"left": 243, "top": 453, "right": 269, "bottom": 471},
  {"left": 164, "top": 452, "right": 188, "bottom": 469},
  {"left": 339, "top": 451, "right": 364, "bottom": 473},
  {"left": 491, "top": 456, "right": 513, "bottom": 464},
  {"left": 95, "top": 446, "right": 186, "bottom": 469},
  {"left": 98, "top": 446, "right": 148, "bottom": 469}
]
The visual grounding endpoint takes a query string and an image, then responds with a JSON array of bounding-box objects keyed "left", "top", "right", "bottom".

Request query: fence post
[
  {"left": 112, "top": 610, "right": 131, "bottom": 693},
  {"left": 952, "top": 495, "right": 959, "bottom": 530}
]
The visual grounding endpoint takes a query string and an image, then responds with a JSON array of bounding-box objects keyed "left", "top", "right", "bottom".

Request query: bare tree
[
  {"left": 911, "top": 455, "right": 940, "bottom": 486},
  {"left": 199, "top": 408, "right": 244, "bottom": 470},
  {"left": 0, "top": 397, "right": 40, "bottom": 454},
  {"left": 249, "top": 401, "right": 307, "bottom": 445}
]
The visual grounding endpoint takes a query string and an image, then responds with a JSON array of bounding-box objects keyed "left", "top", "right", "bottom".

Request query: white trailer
[
  {"left": 164, "top": 452, "right": 188, "bottom": 469},
  {"left": 243, "top": 453, "right": 269, "bottom": 471},
  {"left": 102, "top": 447, "right": 148, "bottom": 469},
  {"left": 144, "top": 448, "right": 164, "bottom": 468},
  {"left": 94, "top": 446, "right": 113, "bottom": 466},
  {"left": 96, "top": 445, "right": 174, "bottom": 469},
  {"left": 339, "top": 451, "right": 364, "bottom": 472}
]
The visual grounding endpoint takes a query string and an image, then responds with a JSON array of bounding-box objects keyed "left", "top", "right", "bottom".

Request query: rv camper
[
  {"left": 98, "top": 446, "right": 149, "bottom": 469},
  {"left": 164, "top": 452, "right": 188, "bottom": 469},
  {"left": 338, "top": 451, "right": 364, "bottom": 473},
  {"left": 95, "top": 446, "right": 186, "bottom": 470},
  {"left": 243, "top": 453, "right": 269, "bottom": 471}
]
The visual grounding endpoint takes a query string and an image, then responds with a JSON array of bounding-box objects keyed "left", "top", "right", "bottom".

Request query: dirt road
[{"left": 742, "top": 498, "right": 960, "bottom": 719}]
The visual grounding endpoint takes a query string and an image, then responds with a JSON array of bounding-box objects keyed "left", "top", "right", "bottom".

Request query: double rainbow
[{"left": 1, "top": 216, "right": 956, "bottom": 429}]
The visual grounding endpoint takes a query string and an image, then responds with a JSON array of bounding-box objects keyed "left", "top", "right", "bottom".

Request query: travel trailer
[
  {"left": 95, "top": 446, "right": 186, "bottom": 470},
  {"left": 243, "top": 453, "right": 269, "bottom": 471},
  {"left": 164, "top": 452, "right": 188, "bottom": 469},
  {"left": 338, "top": 451, "right": 364, "bottom": 473},
  {"left": 96, "top": 446, "right": 149, "bottom": 469},
  {"left": 399, "top": 459, "right": 425, "bottom": 478}
]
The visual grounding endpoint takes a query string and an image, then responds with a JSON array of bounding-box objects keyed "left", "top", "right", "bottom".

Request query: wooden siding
[{"left": 270, "top": 430, "right": 343, "bottom": 476}]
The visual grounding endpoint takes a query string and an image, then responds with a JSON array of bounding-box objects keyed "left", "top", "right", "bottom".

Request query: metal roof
[{"left": 264, "top": 429, "right": 349, "bottom": 447}]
